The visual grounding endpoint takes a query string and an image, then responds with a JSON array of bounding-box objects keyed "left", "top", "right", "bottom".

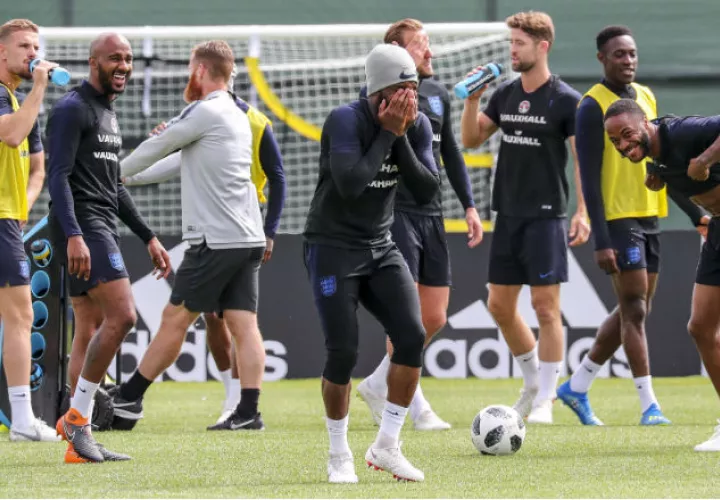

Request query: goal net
[{"left": 30, "top": 23, "right": 513, "bottom": 235}]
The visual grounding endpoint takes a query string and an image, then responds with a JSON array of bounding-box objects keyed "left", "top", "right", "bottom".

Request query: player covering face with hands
[{"left": 304, "top": 43, "right": 440, "bottom": 483}]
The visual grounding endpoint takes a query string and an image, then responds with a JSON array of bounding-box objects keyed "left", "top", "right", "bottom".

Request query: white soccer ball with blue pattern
[{"left": 471, "top": 404, "right": 526, "bottom": 456}]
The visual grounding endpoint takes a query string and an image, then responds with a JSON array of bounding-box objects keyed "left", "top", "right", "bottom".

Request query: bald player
[{"left": 47, "top": 32, "right": 170, "bottom": 464}]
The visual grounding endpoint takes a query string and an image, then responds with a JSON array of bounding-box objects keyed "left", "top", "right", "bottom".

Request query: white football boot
[
  {"left": 327, "top": 452, "right": 358, "bottom": 483},
  {"left": 695, "top": 420, "right": 720, "bottom": 452},
  {"left": 356, "top": 378, "right": 385, "bottom": 426},
  {"left": 365, "top": 443, "right": 424, "bottom": 482}
]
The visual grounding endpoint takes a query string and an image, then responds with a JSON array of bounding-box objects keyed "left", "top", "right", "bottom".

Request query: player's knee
[
  {"left": 323, "top": 347, "right": 357, "bottom": 385},
  {"left": 619, "top": 295, "right": 647, "bottom": 326},
  {"left": 107, "top": 306, "right": 137, "bottom": 334},
  {"left": 389, "top": 326, "right": 425, "bottom": 368},
  {"left": 688, "top": 316, "right": 715, "bottom": 343},
  {"left": 487, "top": 296, "right": 514, "bottom": 326},
  {"left": 531, "top": 295, "right": 560, "bottom": 325},
  {"left": 2, "top": 304, "right": 33, "bottom": 334},
  {"left": 423, "top": 309, "right": 447, "bottom": 338}
]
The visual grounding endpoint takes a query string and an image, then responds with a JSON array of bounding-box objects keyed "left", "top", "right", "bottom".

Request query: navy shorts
[
  {"left": 0, "top": 219, "right": 30, "bottom": 287},
  {"left": 607, "top": 218, "right": 660, "bottom": 274},
  {"left": 488, "top": 215, "right": 568, "bottom": 286},
  {"left": 391, "top": 211, "right": 451, "bottom": 287},
  {"left": 696, "top": 217, "right": 720, "bottom": 286},
  {"left": 49, "top": 216, "right": 129, "bottom": 297},
  {"left": 303, "top": 242, "right": 425, "bottom": 363},
  {"left": 170, "top": 242, "right": 264, "bottom": 313}
]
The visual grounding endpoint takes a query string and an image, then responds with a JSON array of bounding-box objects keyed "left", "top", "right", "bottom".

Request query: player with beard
[
  {"left": 604, "top": 98, "right": 720, "bottom": 450},
  {"left": 0, "top": 18, "right": 59, "bottom": 442},
  {"left": 556, "top": 26, "right": 706, "bottom": 426},
  {"left": 461, "top": 12, "right": 590, "bottom": 424},
  {"left": 356, "top": 18, "right": 482, "bottom": 432},
  {"left": 49, "top": 32, "right": 171, "bottom": 464},
  {"left": 114, "top": 40, "right": 269, "bottom": 435}
]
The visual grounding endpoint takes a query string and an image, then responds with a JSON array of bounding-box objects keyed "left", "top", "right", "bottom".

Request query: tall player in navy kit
[
  {"left": 304, "top": 44, "right": 438, "bottom": 483},
  {"left": 461, "top": 12, "right": 590, "bottom": 424},
  {"left": 604, "top": 98, "right": 720, "bottom": 451},
  {"left": 47, "top": 33, "right": 170, "bottom": 463},
  {"left": 357, "top": 18, "right": 482, "bottom": 432}
]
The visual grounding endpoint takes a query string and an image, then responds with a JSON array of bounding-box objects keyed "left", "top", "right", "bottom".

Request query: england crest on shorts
[
  {"left": 626, "top": 246, "right": 641, "bottom": 265},
  {"left": 428, "top": 96, "right": 443, "bottom": 116},
  {"left": 109, "top": 252, "right": 125, "bottom": 271},
  {"left": 319, "top": 276, "right": 336, "bottom": 297},
  {"left": 18, "top": 260, "right": 29, "bottom": 279}
]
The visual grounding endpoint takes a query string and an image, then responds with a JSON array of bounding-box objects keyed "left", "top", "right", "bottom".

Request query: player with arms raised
[
  {"left": 557, "top": 26, "right": 705, "bottom": 426},
  {"left": 357, "top": 18, "right": 482, "bottom": 432},
  {"left": 304, "top": 44, "right": 438, "bottom": 483},
  {"left": 461, "top": 11, "right": 590, "bottom": 424},
  {"left": 0, "top": 18, "right": 59, "bottom": 442},
  {"left": 604, "top": 98, "right": 720, "bottom": 450}
]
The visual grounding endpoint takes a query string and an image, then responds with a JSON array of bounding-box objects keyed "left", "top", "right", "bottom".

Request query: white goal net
[{"left": 29, "top": 23, "right": 513, "bottom": 235}]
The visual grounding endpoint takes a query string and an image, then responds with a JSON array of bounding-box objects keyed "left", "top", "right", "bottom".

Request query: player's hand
[
  {"left": 30, "top": 60, "right": 58, "bottom": 86},
  {"left": 464, "top": 66, "right": 489, "bottom": 102},
  {"left": 378, "top": 88, "right": 411, "bottom": 136},
  {"left": 645, "top": 173, "right": 666, "bottom": 192},
  {"left": 149, "top": 121, "right": 167, "bottom": 137},
  {"left": 595, "top": 248, "right": 620, "bottom": 275},
  {"left": 402, "top": 90, "right": 418, "bottom": 134},
  {"left": 147, "top": 237, "right": 171, "bottom": 279},
  {"left": 401, "top": 31, "right": 430, "bottom": 66},
  {"left": 697, "top": 215, "right": 711, "bottom": 240},
  {"left": 568, "top": 211, "right": 591, "bottom": 247},
  {"left": 688, "top": 157, "right": 710, "bottom": 181},
  {"left": 263, "top": 237, "right": 274, "bottom": 264},
  {"left": 465, "top": 207, "right": 483, "bottom": 248},
  {"left": 67, "top": 235, "right": 91, "bottom": 281}
]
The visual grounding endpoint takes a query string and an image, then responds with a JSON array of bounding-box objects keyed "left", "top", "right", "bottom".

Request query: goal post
[{"left": 32, "top": 23, "right": 513, "bottom": 235}]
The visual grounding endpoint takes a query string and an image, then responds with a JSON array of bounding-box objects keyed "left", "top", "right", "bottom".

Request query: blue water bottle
[
  {"left": 29, "top": 59, "right": 71, "bottom": 86},
  {"left": 454, "top": 62, "right": 504, "bottom": 99}
]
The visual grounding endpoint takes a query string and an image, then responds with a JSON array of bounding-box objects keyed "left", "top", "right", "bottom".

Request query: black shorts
[
  {"left": 607, "top": 218, "right": 660, "bottom": 273},
  {"left": 391, "top": 211, "right": 451, "bottom": 287},
  {"left": 170, "top": 242, "right": 264, "bottom": 313},
  {"left": 489, "top": 215, "right": 568, "bottom": 286},
  {"left": 696, "top": 217, "right": 720, "bottom": 286},
  {"left": 49, "top": 217, "right": 128, "bottom": 297},
  {"left": 0, "top": 219, "right": 30, "bottom": 287},
  {"left": 303, "top": 242, "right": 425, "bottom": 352}
]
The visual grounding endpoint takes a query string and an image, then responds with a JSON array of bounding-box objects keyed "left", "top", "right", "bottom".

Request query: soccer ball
[{"left": 471, "top": 404, "right": 526, "bottom": 456}]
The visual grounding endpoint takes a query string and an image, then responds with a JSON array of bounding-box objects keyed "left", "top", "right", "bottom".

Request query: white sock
[
  {"left": 374, "top": 401, "right": 408, "bottom": 449},
  {"left": 326, "top": 415, "right": 351, "bottom": 456},
  {"left": 8, "top": 385, "right": 33, "bottom": 429},
  {"left": 219, "top": 369, "right": 232, "bottom": 400},
  {"left": 634, "top": 375, "right": 658, "bottom": 413},
  {"left": 409, "top": 383, "right": 431, "bottom": 421},
  {"left": 514, "top": 346, "right": 539, "bottom": 389},
  {"left": 88, "top": 398, "right": 96, "bottom": 423},
  {"left": 570, "top": 355, "right": 603, "bottom": 393},
  {"left": 71, "top": 377, "right": 99, "bottom": 419},
  {"left": 536, "top": 361, "right": 562, "bottom": 403},
  {"left": 367, "top": 354, "right": 391, "bottom": 393},
  {"left": 228, "top": 378, "right": 242, "bottom": 408}
]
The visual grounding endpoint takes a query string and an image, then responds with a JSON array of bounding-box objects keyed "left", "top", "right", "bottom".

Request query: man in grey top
[{"left": 113, "top": 40, "right": 267, "bottom": 431}]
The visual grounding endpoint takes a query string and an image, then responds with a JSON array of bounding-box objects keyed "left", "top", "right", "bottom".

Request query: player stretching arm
[
  {"left": 124, "top": 74, "right": 286, "bottom": 427},
  {"left": 304, "top": 44, "right": 437, "bottom": 483},
  {"left": 357, "top": 18, "right": 482, "bottom": 432},
  {"left": 460, "top": 12, "right": 590, "bottom": 425},
  {"left": 604, "top": 98, "right": 720, "bottom": 451},
  {"left": 50, "top": 33, "right": 170, "bottom": 464},
  {"left": 0, "top": 18, "right": 59, "bottom": 443},
  {"left": 557, "top": 26, "right": 706, "bottom": 426},
  {"left": 114, "top": 41, "right": 268, "bottom": 434}
]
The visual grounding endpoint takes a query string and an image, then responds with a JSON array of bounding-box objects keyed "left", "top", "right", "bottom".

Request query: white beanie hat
[{"left": 365, "top": 44, "right": 418, "bottom": 96}]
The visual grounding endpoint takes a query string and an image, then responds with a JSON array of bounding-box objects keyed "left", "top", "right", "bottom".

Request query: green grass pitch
[{"left": 1, "top": 377, "right": 718, "bottom": 498}]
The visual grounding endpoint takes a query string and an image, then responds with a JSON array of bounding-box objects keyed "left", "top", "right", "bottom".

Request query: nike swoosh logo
[
  {"left": 229, "top": 418, "right": 255, "bottom": 430},
  {"left": 399, "top": 71, "right": 415, "bottom": 79},
  {"left": 539, "top": 271, "right": 554, "bottom": 278},
  {"left": 78, "top": 388, "right": 87, "bottom": 393},
  {"left": 112, "top": 401, "right": 137, "bottom": 408},
  {"left": 11, "top": 429, "right": 40, "bottom": 441},
  {"left": 64, "top": 421, "right": 75, "bottom": 441}
]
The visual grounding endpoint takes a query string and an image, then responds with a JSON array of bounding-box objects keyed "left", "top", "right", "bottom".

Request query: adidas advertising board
[{"left": 116, "top": 232, "right": 703, "bottom": 382}]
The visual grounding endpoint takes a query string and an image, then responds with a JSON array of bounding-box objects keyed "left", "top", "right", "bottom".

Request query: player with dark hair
[
  {"left": 304, "top": 44, "right": 438, "bottom": 483},
  {"left": 49, "top": 32, "right": 171, "bottom": 463},
  {"left": 461, "top": 11, "right": 590, "bottom": 424},
  {"left": 123, "top": 66, "right": 286, "bottom": 428},
  {"left": 356, "top": 18, "right": 482, "bottom": 432},
  {"left": 556, "top": 26, "right": 705, "bottom": 426},
  {"left": 0, "top": 18, "right": 59, "bottom": 442},
  {"left": 115, "top": 40, "right": 268, "bottom": 435},
  {"left": 603, "top": 98, "right": 720, "bottom": 450}
]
